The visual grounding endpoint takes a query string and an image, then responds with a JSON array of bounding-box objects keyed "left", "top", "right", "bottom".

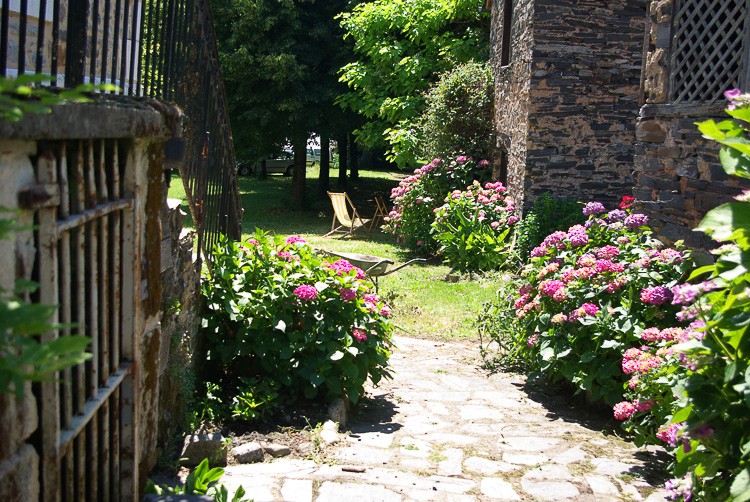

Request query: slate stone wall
[
  {"left": 635, "top": 0, "right": 750, "bottom": 249},
  {"left": 491, "top": 0, "right": 534, "bottom": 208},
  {"left": 525, "top": 0, "right": 645, "bottom": 206},
  {"left": 493, "top": 0, "right": 645, "bottom": 210}
]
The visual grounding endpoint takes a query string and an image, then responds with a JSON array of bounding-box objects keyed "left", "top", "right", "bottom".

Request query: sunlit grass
[{"left": 167, "top": 165, "right": 506, "bottom": 341}]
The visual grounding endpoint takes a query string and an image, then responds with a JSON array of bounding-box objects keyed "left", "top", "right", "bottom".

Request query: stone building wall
[
  {"left": 493, "top": 0, "right": 645, "bottom": 210},
  {"left": 491, "top": 0, "right": 534, "bottom": 206},
  {"left": 525, "top": 0, "right": 645, "bottom": 206},
  {"left": 635, "top": 0, "right": 750, "bottom": 249}
]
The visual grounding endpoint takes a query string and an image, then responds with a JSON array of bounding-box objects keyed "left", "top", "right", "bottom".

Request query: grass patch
[{"left": 167, "top": 166, "right": 506, "bottom": 341}]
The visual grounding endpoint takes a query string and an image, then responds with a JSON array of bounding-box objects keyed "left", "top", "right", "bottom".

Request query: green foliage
[
  {"left": 636, "top": 97, "right": 750, "bottom": 501},
  {"left": 213, "top": 0, "right": 352, "bottom": 161},
  {"left": 198, "top": 231, "right": 394, "bottom": 422},
  {"left": 502, "top": 203, "right": 690, "bottom": 405},
  {"left": 383, "top": 155, "right": 489, "bottom": 255},
  {"left": 0, "top": 212, "right": 91, "bottom": 398},
  {"left": 431, "top": 181, "right": 517, "bottom": 272},
  {"left": 144, "top": 458, "right": 248, "bottom": 502},
  {"left": 418, "top": 61, "right": 494, "bottom": 161},
  {"left": 337, "top": 0, "right": 489, "bottom": 168},
  {"left": 0, "top": 74, "right": 118, "bottom": 122},
  {"left": 478, "top": 277, "right": 532, "bottom": 372},
  {"left": 510, "top": 194, "right": 585, "bottom": 264}
]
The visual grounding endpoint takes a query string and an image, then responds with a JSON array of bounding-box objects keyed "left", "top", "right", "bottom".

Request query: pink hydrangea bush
[
  {"left": 430, "top": 180, "right": 518, "bottom": 271},
  {"left": 383, "top": 155, "right": 488, "bottom": 255},
  {"left": 510, "top": 198, "right": 690, "bottom": 404},
  {"left": 199, "top": 231, "right": 394, "bottom": 420}
]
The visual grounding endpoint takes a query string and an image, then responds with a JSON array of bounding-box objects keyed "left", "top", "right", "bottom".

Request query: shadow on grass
[{"left": 238, "top": 169, "right": 404, "bottom": 239}]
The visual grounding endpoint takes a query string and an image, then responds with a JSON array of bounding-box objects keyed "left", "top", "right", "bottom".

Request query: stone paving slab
[{"left": 223, "top": 337, "right": 669, "bottom": 501}]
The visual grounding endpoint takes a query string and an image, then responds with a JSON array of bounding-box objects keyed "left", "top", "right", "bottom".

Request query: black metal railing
[{"left": 0, "top": 0, "right": 242, "bottom": 254}]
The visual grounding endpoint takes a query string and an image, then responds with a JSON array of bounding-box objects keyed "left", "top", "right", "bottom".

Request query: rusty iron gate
[{"left": 33, "top": 139, "right": 139, "bottom": 501}]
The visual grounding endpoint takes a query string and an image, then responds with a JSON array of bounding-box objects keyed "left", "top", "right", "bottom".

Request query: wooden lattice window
[{"left": 670, "top": 0, "right": 750, "bottom": 103}]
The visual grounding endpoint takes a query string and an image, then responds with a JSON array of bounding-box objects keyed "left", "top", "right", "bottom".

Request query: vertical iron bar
[
  {"left": 89, "top": 0, "right": 100, "bottom": 82},
  {"left": 101, "top": 0, "right": 111, "bottom": 84},
  {"left": 153, "top": 0, "right": 165, "bottom": 98},
  {"left": 111, "top": 0, "right": 121, "bottom": 89},
  {"left": 65, "top": 0, "right": 90, "bottom": 87},
  {"left": 133, "top": 0, "right": 143, "bottom": 95},
  {"left": 119, "top": 0, "right": 130, "bottom": 93},
  {"left": 163, "top": 0, "right": 177, "bottom": 99},
  {"left": 35, "top": 0, "right": 48, "bottom": 74},
  {"left": 141, "top": 0, "right": 155, "bottom": 96},
  {"left": 18, "top": 0, "right": 28, "bottom": 74},
  {"left": 0, "top": 0, "right": 9, "bottom": 75},
  {"left": 51, "top": 0, "right": 60, "bottom": 82},
  {"left": 128, "top": 0, "right": 139, "bottom": 95}
]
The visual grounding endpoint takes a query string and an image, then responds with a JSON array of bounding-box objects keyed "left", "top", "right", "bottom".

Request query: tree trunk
[
  {"left": 319, "top": 132, "right": 330, "bottom": 198},
  {"left": 292, "top": 137, "right": 307, "bottom": 209},
  {"left": 350, "top": 135, "right": 359, "bottom": 180},
  {"left": 338, "top": 133, "right": 348, "bottom": 187},
  {"left": 260, "top": 159, "right": 267, "bottom": 179}
]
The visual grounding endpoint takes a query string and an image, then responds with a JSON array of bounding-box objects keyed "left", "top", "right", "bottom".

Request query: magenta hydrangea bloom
[
  {"left": 624, "top": 213, "right": 649, "bottom": 229},
  {"left": 641, "top": 286, "right": 673, "bottom": 305},
  {"left": 582, "top": 201, "right": 607, "bottom": 216},
  {"left": 285, "top": 235, "right": 307, "bottom": 245},
  {"left": 293, "top": 285, "right": 318, "bottom": 301},
  {"left": 613, "top": 401, "right": 637, "bottom": 420},
  {"left": 656, "top": 422, "right": 684, "bottom": 447},
  {"left": 568, "top": 230, "right": 589, "bottom": 247},
  {"left": 581, "top": 302, "right": 599, "bottom": 316},
  {"left": 340, "top": 288, "right": 356, "bottom": 302},
  {"left": 665, "top": 475, "right": 693, "bottom": 502},
  {"left": 352, "top": 328, "right": 368, "bottom": 342}
]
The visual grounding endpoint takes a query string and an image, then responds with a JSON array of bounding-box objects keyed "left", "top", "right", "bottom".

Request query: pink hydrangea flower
[
  {"left": 613, "top": 401, "right": 637, "bottom": 420},
  {"left": 526, "top": 333, "right": 540, "bottom": 346},
  {"left": 293, "top": 285, "right": 318, "bottom": 301},
  {"left": 507, "top": 215, "right": 519, "bottom": 225},
  {"left": 285, "top": 236, "right": 307, "bottom": 245},
  {"left": 656, "top": 422, "right": 684, "bottom": 447},
  {"left": 581, "top": 302, "right": 599, "bottom": 316},
  {"left": 380, "top": 305, "right": 392, "bottom": 317},
  {"left": 583, "top": 202, "right": 607, "bottom": 216},
  {"left": 352, "top": 328, "right": 368, "bottom": 342},
  {"left": 597, "top": 245, "right": 620, "bottom": 260},
  {"left": 551, "top": 313, "right": 568, "bottom": 324},
  {"left": 641, "top": 286, "right": 673, "bottom": 305},
  {"left": 340, "top": 288, "right": 356, "bottom": 302}
]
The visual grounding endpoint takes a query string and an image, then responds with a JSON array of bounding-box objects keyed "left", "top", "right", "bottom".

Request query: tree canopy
[
  {"left": 212, "top": 0, "right": 352, "bottom": 162},
  {"left": 337, "top": 0, "right": 489, "bottom": 169}
]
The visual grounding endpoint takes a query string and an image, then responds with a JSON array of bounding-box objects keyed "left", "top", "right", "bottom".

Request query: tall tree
[
  {"left": 212, "top": 0, "right": 353, "bottom": 207},
  {"left": 337, "top": 0, "right": 488, "bottom": 169}
]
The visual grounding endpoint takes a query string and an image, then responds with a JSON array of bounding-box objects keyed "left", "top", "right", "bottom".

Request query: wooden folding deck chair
[
  {"left": 325, "top": 192, "right": 371, "bottom": 238},
  {"left": 369, "top": 195, "right": 389, "bottom": 231}
]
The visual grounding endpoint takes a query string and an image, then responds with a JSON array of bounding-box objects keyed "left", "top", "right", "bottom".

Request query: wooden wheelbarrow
[{"left": 322, "top": 250, "right": 426, "bottom": 292}]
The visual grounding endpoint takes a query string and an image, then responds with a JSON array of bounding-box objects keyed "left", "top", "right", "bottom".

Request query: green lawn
[{"left": 167, "top": 166, "right": 504, "bottom": 341}]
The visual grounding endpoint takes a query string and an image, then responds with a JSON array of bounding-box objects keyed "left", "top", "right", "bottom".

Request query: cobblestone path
[{"left": 221, "top": 337, "right": 669, "bottom": 501}]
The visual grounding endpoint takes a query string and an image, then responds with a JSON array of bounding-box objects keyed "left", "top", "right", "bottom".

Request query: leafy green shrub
[
  {"left": 507, "top": 201, "right": 690, "bottom": 405},
  {"left": 418, "top": 62, "right": 494, "bottom": 161},
  {"left": 383, "top": 155, "right": 490, "bottom": 255},
  {"left": 430, "top": 180, "right": 518, "bottom": 271},
  {"left": 145, "top": 458, "right": 247, "bottom": 501},
  {"left": 198, "top": 232, "right": 394, "bottom": 421},
  {"left": 617, "top": 90, "right": 750, "bottom": 502},
  {"left": 478, "top": 277, "right": 532, "bottom": 372}
]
